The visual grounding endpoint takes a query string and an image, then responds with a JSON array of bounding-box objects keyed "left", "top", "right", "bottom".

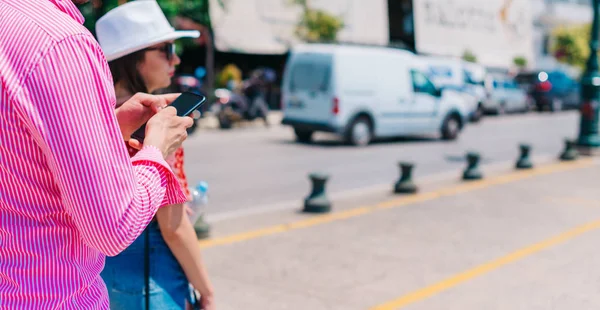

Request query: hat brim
[{"left": 104, "top": 30, "right": 200, "bottom": 62}]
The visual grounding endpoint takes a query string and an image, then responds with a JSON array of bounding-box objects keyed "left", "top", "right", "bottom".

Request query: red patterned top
[{"left": 128, "top": 144, "right": 192, "bottom": 201}]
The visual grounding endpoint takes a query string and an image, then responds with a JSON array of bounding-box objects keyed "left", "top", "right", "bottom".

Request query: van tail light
[
  {"left": 536, "top": 81, "right": 552, "bottom": 92},
  {"left": 332, "top": 97, "right": 339, "bottom": 115}
]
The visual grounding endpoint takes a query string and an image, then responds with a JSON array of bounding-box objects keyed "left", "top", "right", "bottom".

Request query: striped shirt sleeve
[{"left": 22, "top": 34, "right": 187, "bottom": 256}]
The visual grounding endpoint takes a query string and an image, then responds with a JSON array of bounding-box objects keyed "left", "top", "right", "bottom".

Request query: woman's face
[{"left": 138, "top": 41, "right": 181, "bottom": 93}]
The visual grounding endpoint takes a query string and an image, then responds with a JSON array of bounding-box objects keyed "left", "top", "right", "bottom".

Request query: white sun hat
[{"left": 95, "top": 0, "right": 200, "bottom": 62}]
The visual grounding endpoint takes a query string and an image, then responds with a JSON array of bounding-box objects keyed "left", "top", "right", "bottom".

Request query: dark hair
[{"left": 108, "top": 50, "right": 148, "bottom": 99}]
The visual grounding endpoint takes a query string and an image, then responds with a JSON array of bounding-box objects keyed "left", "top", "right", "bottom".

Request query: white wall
[
  {"left": 208, "top": 0, "right": 389, "bottom": 54},
  {"left": 412, "top": 0, "right": 535, "bottom": 69}
]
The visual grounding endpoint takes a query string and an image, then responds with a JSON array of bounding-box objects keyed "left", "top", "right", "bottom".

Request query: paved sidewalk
[{"left": 199, "top": 158, "right": 600, "bottom": 310}]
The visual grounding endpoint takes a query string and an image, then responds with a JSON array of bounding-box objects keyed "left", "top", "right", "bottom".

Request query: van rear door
[{"left": 283, "top": 52, "right": 334, "bottom": 124}]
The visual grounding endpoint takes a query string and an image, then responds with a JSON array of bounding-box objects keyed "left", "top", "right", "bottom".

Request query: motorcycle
[
  {"left": 212, "top": 71, "right": 271, "bottom": 129},
  {"left": 211, "top": 88, "right": 269, "bottom": 129}
]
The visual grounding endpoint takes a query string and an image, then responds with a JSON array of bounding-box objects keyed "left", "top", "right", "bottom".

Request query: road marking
[
  {"left": 199, "top": 159, "right": 594, "bottom": 249},
  {"left": 544, "top": 197, "right": 600, "bottom": 208},
  {"left": 370, "top": 218, "right": 600, "bottom": 310}
]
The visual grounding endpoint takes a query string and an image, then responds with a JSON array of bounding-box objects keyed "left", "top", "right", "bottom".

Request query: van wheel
[
  {"left": 441, "top": 114, "right": 461, "bottom": 140},
  {"left": 294, "top": 128, "right": 313, "bottom": 143},
  {"left": 345, "top": 117, "right": 372, "bottom": 146}
]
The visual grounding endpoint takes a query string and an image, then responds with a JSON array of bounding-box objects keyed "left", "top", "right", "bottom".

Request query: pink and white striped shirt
[{"left": 0, "top": 0, "right": 188, "bottom": 308}]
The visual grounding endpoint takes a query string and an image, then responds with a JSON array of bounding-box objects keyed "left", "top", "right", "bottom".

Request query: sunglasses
[{"left": 145, "top": 43, "right": 176, "bottom": 61}]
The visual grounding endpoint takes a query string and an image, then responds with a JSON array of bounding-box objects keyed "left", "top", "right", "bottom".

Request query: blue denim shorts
[{"left": 101, "top": 221, "right": 191, "bottom": 310}]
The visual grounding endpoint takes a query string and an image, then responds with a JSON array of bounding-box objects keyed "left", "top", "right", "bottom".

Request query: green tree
[
  {"left": 462, "top": 49, "right": 477, "bottom": 63},
  {"left": 513, "top": 56, "right": 527, "bottom": 69},
  {"left": 291, "top": 0, "right": 344, "bottom": 43},
  {"left": 551, "top": 23, "right": 591, "bottom": 70}
]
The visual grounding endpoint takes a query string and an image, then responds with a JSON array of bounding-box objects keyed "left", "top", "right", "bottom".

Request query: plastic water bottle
[{"left": 188, "top": 181, "right": 209, "bottom": 225}]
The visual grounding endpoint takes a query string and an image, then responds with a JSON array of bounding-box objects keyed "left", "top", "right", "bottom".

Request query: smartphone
[{"left": 131, "top": 92, "right": 206, "bottom": 142}]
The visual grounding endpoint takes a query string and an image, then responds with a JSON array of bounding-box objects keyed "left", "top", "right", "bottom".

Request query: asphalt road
[{"left": 183, "top": 111, "right": 580, "bottom": 218}]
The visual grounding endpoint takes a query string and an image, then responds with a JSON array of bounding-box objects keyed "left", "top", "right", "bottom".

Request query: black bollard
[
  {"left": 394, "top": 162, "right": 418, "bottom": 194},
  {"left": 303, "top": 173, "right": 332, "bottom": 213},
  {"left": 462, "top": 152, "right": 483, "bottom": 180},
  {"left": 559, "top": 139, "right": 579, "bottom": 161},
  {"left": 515, "top": 144, "right": 533, "bottom": 169}
]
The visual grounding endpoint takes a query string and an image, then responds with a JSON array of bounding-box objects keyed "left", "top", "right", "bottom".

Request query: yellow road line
[
  {"left": 370, "top": 218, "right": 600, "bottom": 310},
  {"left": 544, "top": 197, "right": 600, "bottom": 208},
  {"left": 199, "top": 159, "right": 594, "bottom": 249}
]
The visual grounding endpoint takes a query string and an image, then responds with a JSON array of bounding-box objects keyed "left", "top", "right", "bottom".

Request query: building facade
[
  {"left": 532, "top": 0, "right": 592, "bottom": 74},
  {"left": 207, "top": 0, "right": 590, "bottom": 73},
  {"left": 208, "top": 0, "right": 389, "bottom": 54},
  {"left": 411, "top": 0, "right": 535, "bottom": 70}
]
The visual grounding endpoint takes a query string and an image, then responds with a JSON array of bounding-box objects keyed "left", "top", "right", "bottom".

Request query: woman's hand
[
  {"left": 115, "top": 92, "right": 180, "bottom": 141},
  {"left": 139, "top": 106, "right": 193, "bottom": 158}
]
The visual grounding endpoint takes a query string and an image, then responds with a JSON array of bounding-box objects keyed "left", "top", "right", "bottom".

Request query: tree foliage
[
  {"left": 551, "top": 23, "right": 592, "bottom": 70},
  {"left": 513, "top": 56, "right": 527, "bottom": 68},
  {"left": 291, "top": 0, "right": 344, "bottom": 43},
  {"left": 461, "top": 49, "right": 477, "bottom": 63}
]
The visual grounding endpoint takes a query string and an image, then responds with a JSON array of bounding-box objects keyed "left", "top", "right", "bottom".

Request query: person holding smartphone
[
  {"left": 95, "top": 2, "right": 214, "bottom": 310},
  {"left": 0, "top": 0, "right": 195, "bottom": 309}
]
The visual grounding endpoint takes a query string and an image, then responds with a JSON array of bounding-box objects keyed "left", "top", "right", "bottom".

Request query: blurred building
[
  {"left": 532, "top": 0, "right": 592, "bottom": 75},
  {"left": 208, "top": 0, "right": 389, "bottom": 54},
  {"left": 204, "top": 0, "right": 592, "bottom": 76},
  {"left": 390, "top": 0, "right": 535, "bottom": 71}
]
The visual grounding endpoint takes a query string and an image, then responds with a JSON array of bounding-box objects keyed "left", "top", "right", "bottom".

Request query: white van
[{"left": 280, "top": 44, "right": 468, "bottom": 146}]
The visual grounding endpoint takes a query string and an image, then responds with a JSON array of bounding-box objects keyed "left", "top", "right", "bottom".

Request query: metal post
[{"left": 577, "top": 0, "right": 600, "bottom": 154}]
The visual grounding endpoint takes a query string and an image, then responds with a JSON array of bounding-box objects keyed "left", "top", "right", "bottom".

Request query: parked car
[
  {"left": 462, "top": 61, "right": 494, "bottom": 117},
  {"left": 485, "top": 76, "right": 531, "bottom": 114},
  {"left": 280, "top": 44, "right": 469, "bottom": 146},
  {"left": 514, "top": 70, "right": 581, "bottom": 112},
  {"left": 419, "top": 55, "right": 490, "bottom": 122}
]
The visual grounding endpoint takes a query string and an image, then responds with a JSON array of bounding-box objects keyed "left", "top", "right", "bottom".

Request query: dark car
[{"left": 514, "top": 70, "right": 581, "bottom": 112}]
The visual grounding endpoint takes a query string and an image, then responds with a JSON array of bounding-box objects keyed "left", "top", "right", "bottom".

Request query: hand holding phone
[
  {"left": 131, "top": 92, "right": 206, "bottom": 143},
  {"left": 131, "top": 92, "right": 204, "bottom": 157}
]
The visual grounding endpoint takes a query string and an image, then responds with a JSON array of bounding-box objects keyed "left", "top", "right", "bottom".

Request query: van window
[
  {"left": 428, "top": 66, "right": 453, "bottom": 78},
  {"left": 411, "top": 70, "right": 437, "bottom": 96},
  {"left": 289, "top": 62, "right": 331, "bottom": 92},
  {"left": 464, "top": 70, "right": 484, "bottom": 86}
]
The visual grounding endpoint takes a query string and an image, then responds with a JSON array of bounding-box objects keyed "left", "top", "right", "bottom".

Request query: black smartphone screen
[{"left": 131, "top": 92, "right": 206, "bottom": 142}]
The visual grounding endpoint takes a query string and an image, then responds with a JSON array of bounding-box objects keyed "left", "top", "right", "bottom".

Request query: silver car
[{"left": 485, "top": 77, "right": 532, "bottom": 114}]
